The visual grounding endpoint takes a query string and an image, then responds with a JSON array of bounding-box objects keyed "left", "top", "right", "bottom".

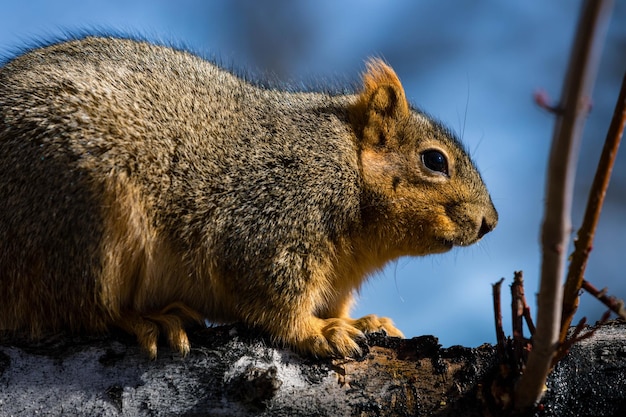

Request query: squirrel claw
[
  {"left": 294, "top": 317, "right": 367, "bottom": 358},
  {"left": 294, "top": 315, "right": 404, "bottom": 358},
  {"left": 351, "top": 314, "right": 404, "bottom": 338},
  {"left": 116, "top": 302, "right": 204, "bottom": 358}
]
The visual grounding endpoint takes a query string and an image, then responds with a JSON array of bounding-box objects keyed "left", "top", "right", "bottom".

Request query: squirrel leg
[
  {"left": 243, "top": 292, "right": 363, "bottom": 357},
  {"left": 274, "top": 298, "right": 399, "bottom": 357},
  {"left": 114, "top": 302, "right": 204, "bottom": 358}
]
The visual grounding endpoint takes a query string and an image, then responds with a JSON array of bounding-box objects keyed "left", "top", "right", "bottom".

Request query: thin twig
[
  {"left": 534, "top": 89, "right": 562, "bottom": 114},
  {"left": 510, "top": 271, "right": 536, "bottom": 336},
  {"left": 559, "top": 71, "right": 626, "bottom": 343},
  {"left": 521, "top": 298, "right": 536, "bottom": 338},
  {"left": 582, "top": 280, "right": 626, "bottom": 319},
  {"left": 511, "top": 272, "right": 526, "bottom": 372},
  {"left": 554, "top": 310, "right": 611, "bottom": 365},
  {"left": 493, "top": 278, "right": 508, "bottom": 362},
  {"left": 514, "top": 0, "right": 614, "bottom": 410}
]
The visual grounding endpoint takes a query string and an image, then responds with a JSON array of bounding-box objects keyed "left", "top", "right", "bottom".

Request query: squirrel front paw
[
  {"left": 287, "top": 315, "right": 403, "bottom": 358},
  {"left": 296, "top": 317, "right": 366, "bottom": 358},
  {"left": 350, "top": 314, "right": 404, "bottom": 338}
]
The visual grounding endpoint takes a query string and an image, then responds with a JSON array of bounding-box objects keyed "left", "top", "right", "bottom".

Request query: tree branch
[
  {"left": 2, "top": 324, "right": 626, "bottom": 416},
  {"left": 582, "top": 280, "right": 626, "bottom": 319},
  {"left": 559, "top": 71, "right": 626, "bottom": 343},
  {"left": 514, "top": 0, "right": 614, "bottom": 410}
]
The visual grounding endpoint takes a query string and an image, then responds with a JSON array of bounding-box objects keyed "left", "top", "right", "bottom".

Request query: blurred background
[{"left": 1, "top": 0, "right": 624, "bottom": 348}]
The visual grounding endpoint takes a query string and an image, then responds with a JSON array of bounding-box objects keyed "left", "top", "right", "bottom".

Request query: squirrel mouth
[
  {"left": 435, "top": 238, "right": 455, "bottom": 251},
  {"left": 438, "top": 233, "right": 482, "bottom": 248}
]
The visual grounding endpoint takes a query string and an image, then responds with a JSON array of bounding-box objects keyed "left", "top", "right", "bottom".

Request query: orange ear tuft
[
  {"left": 361, "top": 59, "right": 405, "bottom": 104},
  {"left": 350, "top": 58, "right": 410, "bottom": 147}
]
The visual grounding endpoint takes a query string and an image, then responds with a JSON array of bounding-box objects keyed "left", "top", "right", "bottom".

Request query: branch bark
[
  {"left": 514, "top": 0, "right": 614, "bottom": 410},
  {"left": 1, "top": 324, "right": 625, "bottom": 416}
]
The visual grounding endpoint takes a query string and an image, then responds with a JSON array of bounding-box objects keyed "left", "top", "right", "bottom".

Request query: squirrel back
[{"left": 0, "top": 37, "right": 497, "bottom": 357}]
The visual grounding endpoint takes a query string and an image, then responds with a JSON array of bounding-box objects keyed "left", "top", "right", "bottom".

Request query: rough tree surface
[{"left": 0, "top": 322, "right": 625, "bottom": 416}]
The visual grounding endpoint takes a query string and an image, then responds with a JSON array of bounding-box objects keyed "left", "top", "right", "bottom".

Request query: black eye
[{"left": 421, "top": 150, "right": 449, "bottom": 175}]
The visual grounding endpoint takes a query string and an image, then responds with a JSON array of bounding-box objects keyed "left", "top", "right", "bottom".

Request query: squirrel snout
[
  {"left": 477, "top": 215, "right": 496, "bottom": 239},
  {"left": 477, "top": 205, "right": 498, "bottom": 240},
  {"left": 444, "top": 202, "right": 498, "bottom": 246}
]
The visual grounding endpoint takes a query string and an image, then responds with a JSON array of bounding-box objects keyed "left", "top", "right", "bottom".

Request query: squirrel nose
[{"left": 477, "top": 215, "right": 497, "bottom": 239}]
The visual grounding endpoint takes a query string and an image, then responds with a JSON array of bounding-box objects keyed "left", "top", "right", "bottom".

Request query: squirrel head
[{"left": 350, "top": 59, "right": 498, "bottom": 256}]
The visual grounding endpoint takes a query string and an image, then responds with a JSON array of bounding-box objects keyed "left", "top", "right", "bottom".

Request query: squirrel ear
[{"left": 351, "top": 58, "right": 410, "bottom": 147}]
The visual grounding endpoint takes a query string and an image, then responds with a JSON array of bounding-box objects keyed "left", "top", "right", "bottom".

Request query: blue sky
[{"left": 1, "top": 0, "right": 624, "bottom": 347}]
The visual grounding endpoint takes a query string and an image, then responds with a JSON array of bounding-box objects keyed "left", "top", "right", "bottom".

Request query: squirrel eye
[{"left": 421, "top": 150, "right": 449, "bottom": 175}]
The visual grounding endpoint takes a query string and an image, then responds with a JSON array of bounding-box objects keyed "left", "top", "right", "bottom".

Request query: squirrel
[{"left": 0, "top": 36, "right": 497, "bottom": 358}]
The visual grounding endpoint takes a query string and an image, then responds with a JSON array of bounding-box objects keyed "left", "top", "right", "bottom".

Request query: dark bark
[{"left": 1, "top": 322, "right": 625, "bottom": 416}]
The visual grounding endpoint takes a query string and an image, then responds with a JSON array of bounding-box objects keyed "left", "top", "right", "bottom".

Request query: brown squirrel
[{"left": 0, "top": 36, "right": 497, "bottom": 358}]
